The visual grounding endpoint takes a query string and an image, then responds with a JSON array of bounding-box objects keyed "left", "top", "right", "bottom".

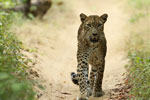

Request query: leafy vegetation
[
  {"left": 126, "top": 0, "right": 150, "bottom": 99},
  {"left": 0, "top": 1, "right": 36, "bottom": 100},
  {"left": 129, "top": 0, "right": 150, "bottom": 23}
]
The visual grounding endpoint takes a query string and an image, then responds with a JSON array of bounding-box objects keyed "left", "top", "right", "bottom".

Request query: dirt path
[{"left": 14, "top": 0, "right": 129, "bottom": 100}]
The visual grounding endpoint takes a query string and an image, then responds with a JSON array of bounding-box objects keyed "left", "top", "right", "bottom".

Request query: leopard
[{"left": 70, "top": 13, "right": 108, "bottom": 100}]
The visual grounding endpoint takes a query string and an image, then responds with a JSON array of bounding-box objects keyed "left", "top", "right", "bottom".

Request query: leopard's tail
[{"left": 70, "top": 72, "right": 79, "bottom": 85}]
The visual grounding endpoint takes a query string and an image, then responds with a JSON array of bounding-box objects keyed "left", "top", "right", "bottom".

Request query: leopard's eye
[
  {"left": 87, "top": 24, "right": 91, "bottom": 27},
  {"left": 98, "top": 23, "right": 102, "bottom": 27}
]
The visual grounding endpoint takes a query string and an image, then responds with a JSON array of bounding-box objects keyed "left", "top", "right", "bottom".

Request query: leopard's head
[{"left": 78, "top": 13, "right": 108, "bottom": 45}]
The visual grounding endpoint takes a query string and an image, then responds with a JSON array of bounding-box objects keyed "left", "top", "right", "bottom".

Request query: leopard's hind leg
[
  {"left": 89, "top": 67, "right": 97, "bottom": 93},
  {"left": 93, "top": 59, "right": 105, "bottom": 97}
]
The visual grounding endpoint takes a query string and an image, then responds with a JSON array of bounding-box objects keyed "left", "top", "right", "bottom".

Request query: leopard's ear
[
  {"left": 100, "top": 14, "right": 108, "bottom": 23},
  {"left": 80, "top": 13, "right": 87, "bottom": 22}
]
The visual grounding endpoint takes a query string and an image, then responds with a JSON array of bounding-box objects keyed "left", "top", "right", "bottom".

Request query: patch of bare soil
[{"left": 13, "top": 0, "right": 129, "bottom": 99}]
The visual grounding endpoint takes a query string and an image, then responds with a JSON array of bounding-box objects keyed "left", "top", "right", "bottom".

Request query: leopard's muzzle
[{"left": 90, "top": 36, "right": 99, "bottom": 43}]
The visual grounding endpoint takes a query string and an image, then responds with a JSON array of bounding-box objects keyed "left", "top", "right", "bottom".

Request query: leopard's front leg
[{"left": 77, "top": 52, "right": 91, "bottom": 100}]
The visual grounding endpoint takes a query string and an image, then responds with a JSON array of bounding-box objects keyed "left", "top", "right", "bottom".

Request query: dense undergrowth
[
  {"left": 126, "top": 0, "right": 150, "bottom": 99},
  {"left": 0, "top": 1, "right": 36, "bottom": 100}
]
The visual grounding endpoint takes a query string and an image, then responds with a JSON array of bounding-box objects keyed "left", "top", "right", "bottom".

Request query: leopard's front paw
[
  {"left": 93, "top": 91, "right": 105, "bottom": 97},
  {"left": 76, "top": 97, "right": 88, "bottom": 100}
]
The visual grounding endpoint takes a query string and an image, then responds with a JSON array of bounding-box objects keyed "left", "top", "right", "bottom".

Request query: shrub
[
  {"left": 126, "top": 0, "right": 150, "bottom": 99},
  {"left": 127, "top": 49, "right": 150, "bottom": 100},
  {"left": 0, "top": 2, "right": 36, "bottom": 100}
]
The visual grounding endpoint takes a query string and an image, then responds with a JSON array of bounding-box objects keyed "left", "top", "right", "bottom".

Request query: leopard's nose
[{"left": 92, "top": 33, "right": 98, "bottom": 36}]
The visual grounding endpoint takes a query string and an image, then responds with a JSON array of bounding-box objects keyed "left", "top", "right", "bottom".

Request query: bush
[
  {"left": 0, "top": 2, "right": 36, "bottom": 100},
  {"left": 127, "top": 49, "right": 150, "bottom": 100},
  {"left": 126, "top": 0, "right": 150, "bottom": 99}
]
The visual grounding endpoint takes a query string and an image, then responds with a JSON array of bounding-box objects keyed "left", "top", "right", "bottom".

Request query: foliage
[
  {"left": 129, "top": 0, "right": 150, "bottom": 23},
  {"left": 0, "top": 2, "right": 36, "bottom": 100},
  {"left": 0, "top": 0, "right": 28, "bottom": 7},
  {"left": 129, "top": 0, "right": 150, "bottom": 9},
  {"left": 127, "top": 49, "right": 150, "bottom": 100},
  {"left": 126, "top": 0, "right": 150, "bottom": 99},
  {"left": 129, "top": 12, "right": 148, "bottom": 23},
  {"left": 0, "top": 0, "right": 16, "bottom": 8}
]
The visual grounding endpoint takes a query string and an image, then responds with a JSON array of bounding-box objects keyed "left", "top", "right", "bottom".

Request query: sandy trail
[{"left": 14, "top": 0, "right": 129, "bottom": 100}]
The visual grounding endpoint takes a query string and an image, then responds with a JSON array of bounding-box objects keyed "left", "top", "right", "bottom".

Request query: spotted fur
[{"left": 71, "top": 13, "right": 108, "bottom": 100}]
